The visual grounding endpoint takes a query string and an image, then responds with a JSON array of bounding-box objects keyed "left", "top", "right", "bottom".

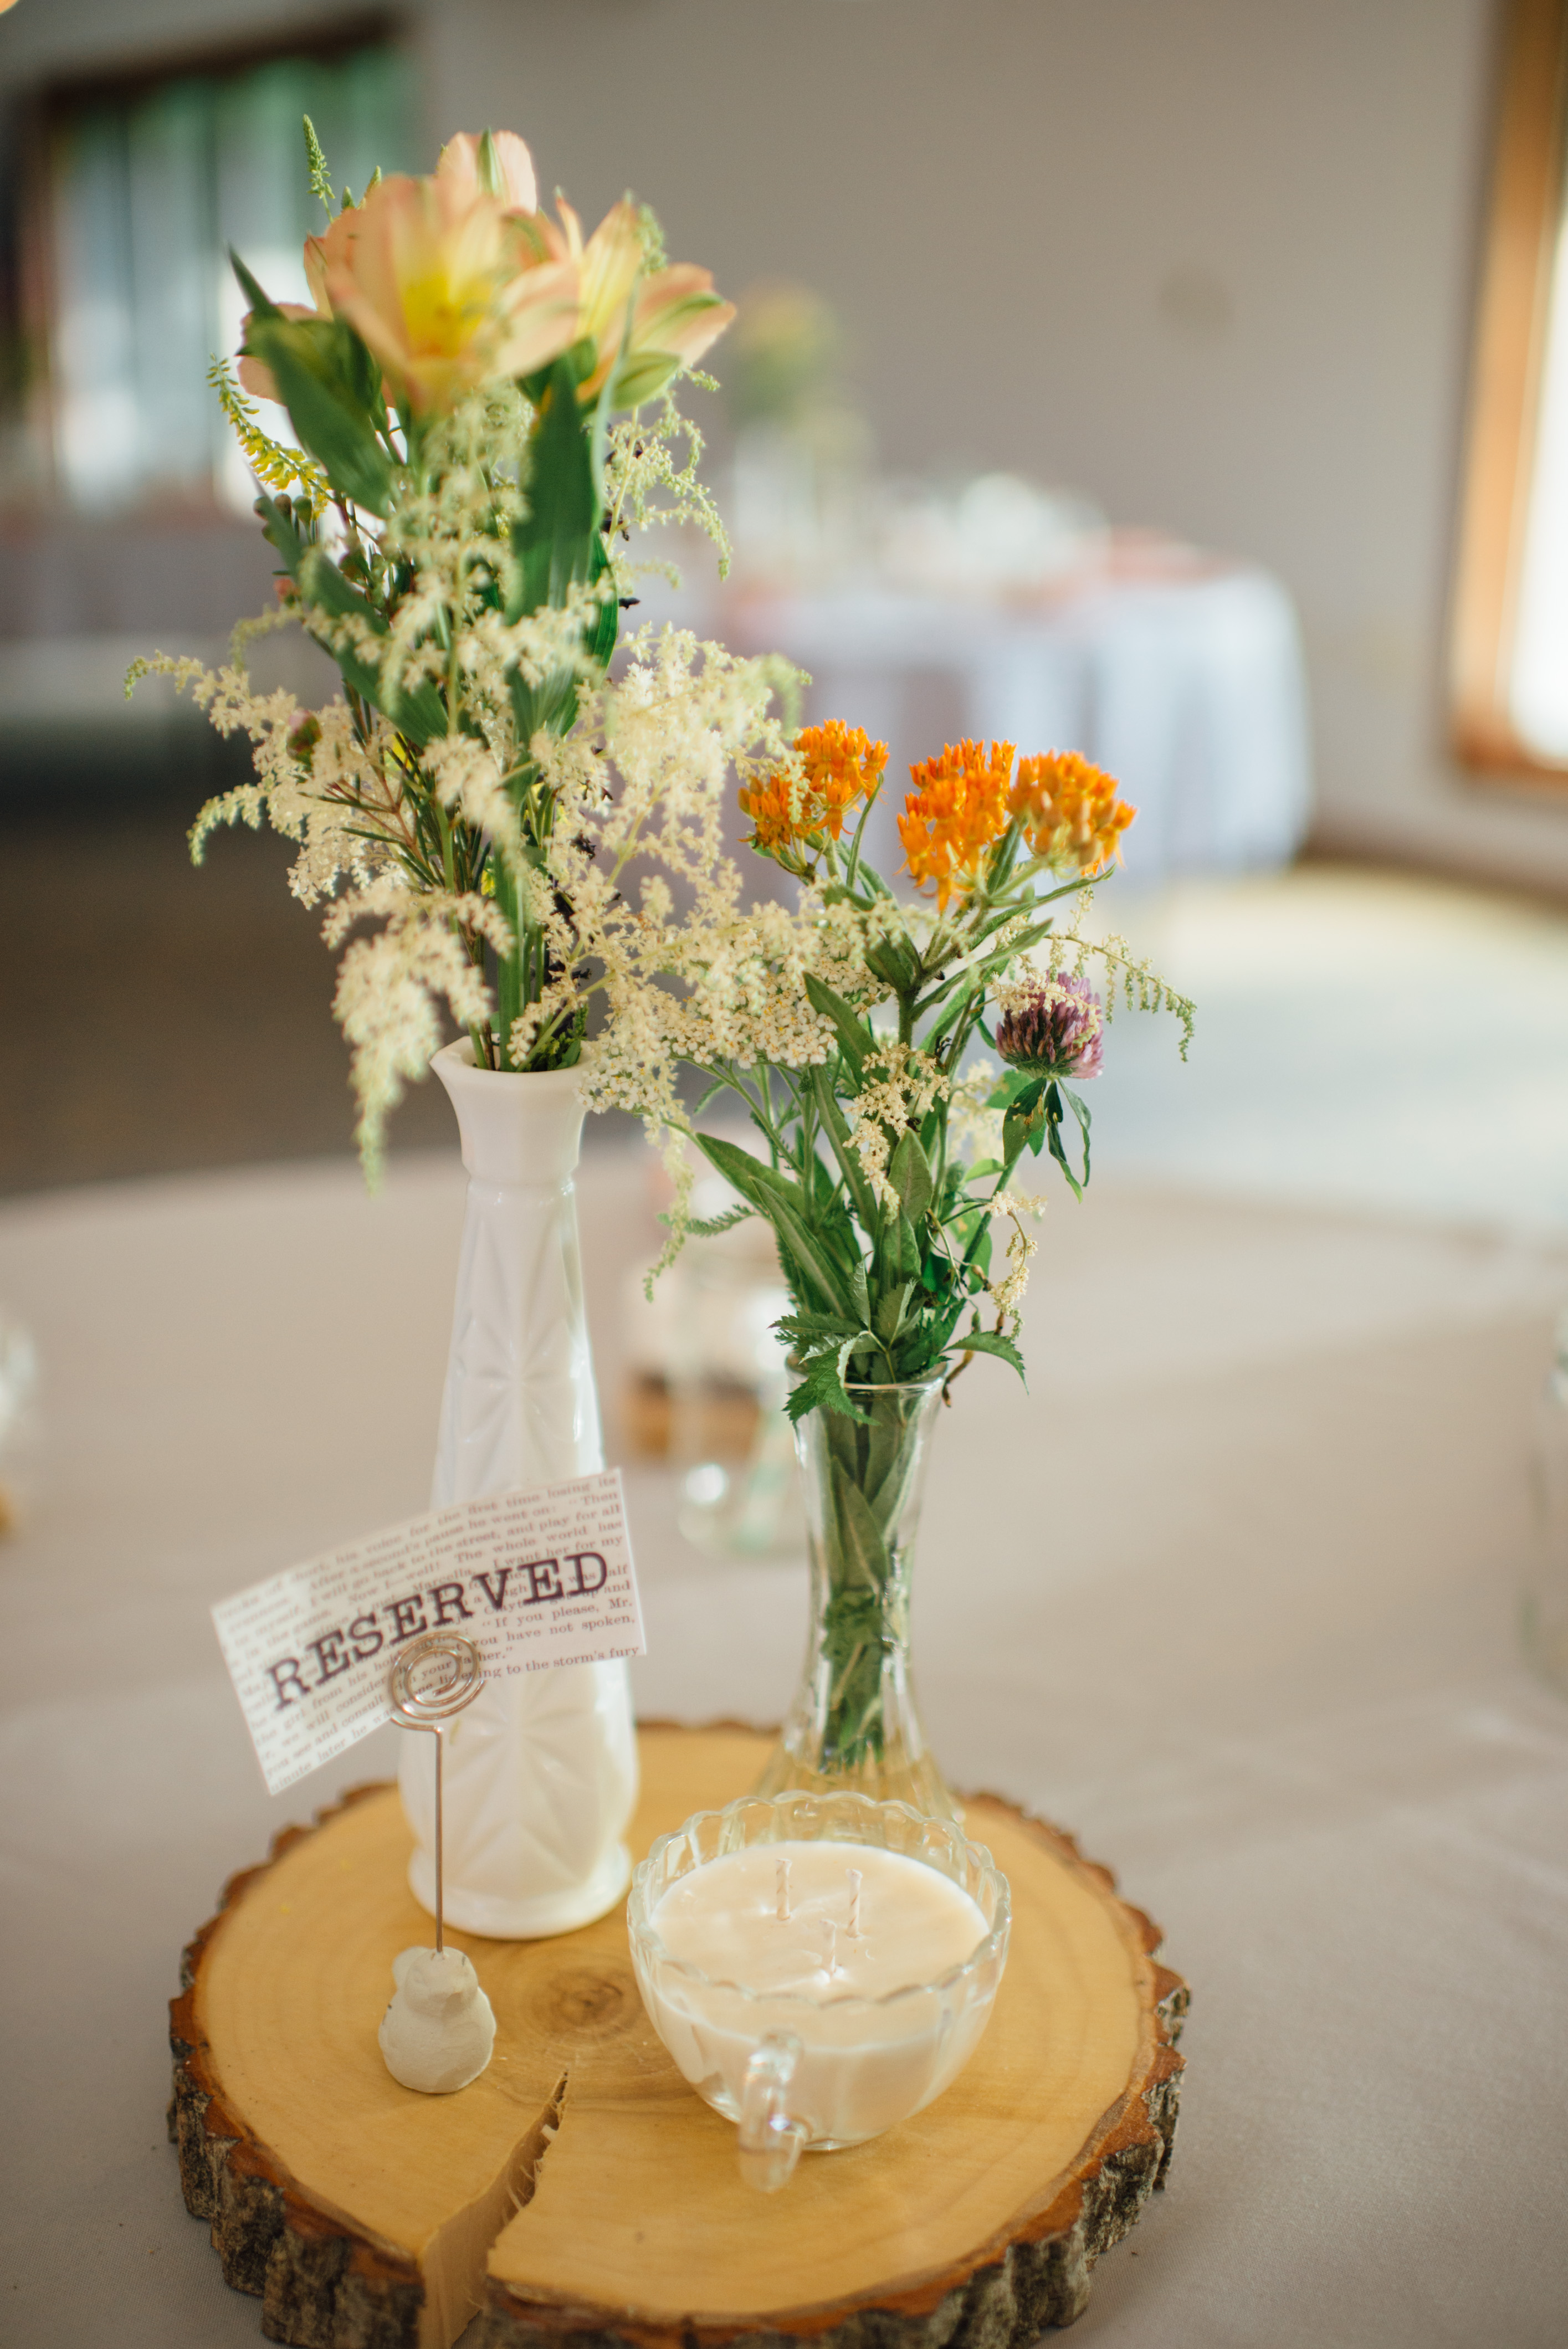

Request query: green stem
[{"left": 492, "top": 860, "right": 525, "bottom": 1070}]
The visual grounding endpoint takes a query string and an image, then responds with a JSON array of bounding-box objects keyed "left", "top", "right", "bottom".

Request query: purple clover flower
[{"left": 995, "top": 971, "right": 1104, "bottom": 1079}]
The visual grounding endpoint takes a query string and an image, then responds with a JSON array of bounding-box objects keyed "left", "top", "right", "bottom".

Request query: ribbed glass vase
[{"left": 756, "top": 1376, "right": 960, "bottom": 1821}]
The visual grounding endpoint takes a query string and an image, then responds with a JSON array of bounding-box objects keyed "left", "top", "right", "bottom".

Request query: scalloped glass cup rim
[{"left": 627, "top": 1788, "right": 1011, "bottom": 2015}]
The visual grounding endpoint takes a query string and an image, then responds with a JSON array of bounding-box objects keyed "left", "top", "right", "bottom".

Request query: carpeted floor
[
  {"left": 0, "top": 811, "right": 455, "bottom": 1195},
  {"left": 1089, "top": 865, "right": 1568, "bottom": 1239}
]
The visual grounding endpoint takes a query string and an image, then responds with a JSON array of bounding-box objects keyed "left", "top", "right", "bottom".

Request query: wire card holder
[{"left": 377, "top": 1631, "right": 498, "bottom": 2094}]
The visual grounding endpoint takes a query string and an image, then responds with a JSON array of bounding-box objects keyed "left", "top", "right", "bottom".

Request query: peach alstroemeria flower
[
  {"left": 435, "top": 129, "right": 539, "bottom": 213},
  {"left": 517, "top": 196, "right": 733, "bottom": 404},
  {"left": 322, "top": 171, "right": 579, "bottom": 413},
  {"left": 565, "top": 200, "right": 644, "bottom": 393},
  {"left": 616, "top": 263, "right": 735, "bottom": 403}
]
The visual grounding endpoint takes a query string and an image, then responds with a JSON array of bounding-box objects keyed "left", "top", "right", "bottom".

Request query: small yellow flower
[
  {"left": 898, "top": 738, "right": 1014, "bottom": 910},
  {"left": 1008, "top": 751, "right": 1135, "bottom": 876}
]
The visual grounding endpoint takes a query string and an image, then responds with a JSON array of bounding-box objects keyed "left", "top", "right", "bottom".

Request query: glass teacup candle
[{"left": 628, "top": 1791, "right": 1010, "bottom": 2190}]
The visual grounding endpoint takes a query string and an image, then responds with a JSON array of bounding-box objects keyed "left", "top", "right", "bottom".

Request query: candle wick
[
  {"left": 847, "top": 1866, "right": 862, "bottom": 1940},
  {"left": 823, "top": 1920, "right": 839, "bottom": 1978},
  {"left": 776, "top": 1856, "right": 792, "bottom": 1923}
]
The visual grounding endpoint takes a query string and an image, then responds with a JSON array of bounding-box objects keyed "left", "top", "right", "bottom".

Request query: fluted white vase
[{"left": 398, "top": 1039, "right": 639, "bottom": 1937}]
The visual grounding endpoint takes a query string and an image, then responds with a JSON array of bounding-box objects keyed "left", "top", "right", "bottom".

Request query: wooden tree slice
[{"left": 171, "top": 1725, "right": 1186, "bottom": 2349}]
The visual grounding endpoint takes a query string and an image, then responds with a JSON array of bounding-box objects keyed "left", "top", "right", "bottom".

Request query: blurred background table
[
  {"left": 722, "top": 547, "right": 1311, "bottom": 884},
  {"left": 2, "top": 1143, "right": 1566, "bottom": 2347}
]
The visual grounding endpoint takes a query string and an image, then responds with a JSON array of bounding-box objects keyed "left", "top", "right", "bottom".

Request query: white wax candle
[
  {"left": 652, "top": 1839, "right": 987, "bottom": 1999},
  {"left": 640, "top": 1837, "right": 998, "bottom": 2149}
]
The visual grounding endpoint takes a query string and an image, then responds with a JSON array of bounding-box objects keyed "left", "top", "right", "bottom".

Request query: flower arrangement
[
  {"left": 700, "top": 729, "right": 1135, "bottom": 1409},
  {"left": 660, "top": 720, "right": 1191, "bottom": 1789},
  {"left": 134, "top": 114, "right": 1192, "bottom": 1797},
  {"left": 131, "top": 123, "right": 758, "bottom": 1169}
]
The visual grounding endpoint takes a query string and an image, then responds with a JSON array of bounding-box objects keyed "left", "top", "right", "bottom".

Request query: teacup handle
[{"left": 737, "top": 2032, "right": 807, "bottom": 2192}]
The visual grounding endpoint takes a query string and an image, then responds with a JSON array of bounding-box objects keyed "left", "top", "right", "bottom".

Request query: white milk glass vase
[{"left": 398, "top": 1039, "right": 639, "bottom": 1937}]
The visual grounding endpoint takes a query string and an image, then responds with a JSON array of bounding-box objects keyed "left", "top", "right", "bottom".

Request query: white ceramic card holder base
[
  {"left": 397, "top": 1043, "right": 639, "bottom": 1940},
  {"left": 379, "top": 1946, "right": 496, "bottom": 2094}
]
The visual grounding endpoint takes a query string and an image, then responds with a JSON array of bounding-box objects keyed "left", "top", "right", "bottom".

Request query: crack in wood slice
[{"left": 170, "top": 1728, "right": 1186, "bottom": 2349}]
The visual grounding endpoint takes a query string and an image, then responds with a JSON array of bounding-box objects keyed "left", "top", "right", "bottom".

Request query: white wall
[{"left": 7, "top": 0, "right": 1565, "bottom": 886}]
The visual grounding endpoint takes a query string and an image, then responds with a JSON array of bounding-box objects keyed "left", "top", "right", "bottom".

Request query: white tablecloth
[
  {"left": 2, "top": 1150, "right": 1565, "bottom": 2346},
  {"left": 725, "top": 567, "right": 1312, "bottom": 884}
]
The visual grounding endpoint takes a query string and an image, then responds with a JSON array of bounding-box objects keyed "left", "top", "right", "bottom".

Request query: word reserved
[{"left": 212, "top": 1470, "right": 645, "bottom": 1795}]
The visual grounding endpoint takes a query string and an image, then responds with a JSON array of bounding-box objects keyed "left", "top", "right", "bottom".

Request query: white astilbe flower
[
  {"left": 423, "top": 732, "right": 523, "bottom": 866},
  {"left": 948, "top": 1055, "right": 1004, "bottom": 1164},
  {"left": 849, "top": 1042, "right": 949, "bottom": 1209},
  {"left": 987, "top": 1218, "right": 1038, "bottom": 1320},
  {"left": 327, "top": 880, "right": 510, "bottom": 1175},
  {"left": 603, "top": 385, "right": 731, "bottom": 588}
]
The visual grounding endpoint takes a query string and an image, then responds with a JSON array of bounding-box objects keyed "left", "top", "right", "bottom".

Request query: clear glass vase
[{"left": 756, "top": 1376, "right": 960, "bottom": 1821}]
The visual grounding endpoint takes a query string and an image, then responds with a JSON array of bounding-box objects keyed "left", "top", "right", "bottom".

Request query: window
[
  {"left": 1451, "top": 0, "right": 1568, "bottom": 775},
  {"left": 39, "top": 32, "right": 412, "bottom": 515}
]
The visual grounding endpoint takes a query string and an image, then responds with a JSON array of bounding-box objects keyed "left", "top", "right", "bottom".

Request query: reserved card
[{"left": 212, "top": 1470, "right": 645, "bottom": 1795}]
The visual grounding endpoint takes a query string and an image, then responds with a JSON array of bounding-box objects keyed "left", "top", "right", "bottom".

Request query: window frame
[
  {"left": 1451, "top": 0, "right": 1568, "bottom": 783},
  {"left": 3, "top": 9, "right": 405, "bottom": 519}
]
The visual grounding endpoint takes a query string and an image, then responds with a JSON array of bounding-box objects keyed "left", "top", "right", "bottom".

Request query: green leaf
[
  {"left": 694, "top": 1133, "right": 852, "bottom": 1317},
  {"left": 1042, "top": 1079, "right": 1086, "bottom": 1201},
  {"left": 785, "top": 1343, "right": 869, "bottom": 1425},
  {"left": 508, "top": 357, "right": 598, "bottom": 622},
  {"left": 1062, "top": 1083, "right": 1093, "bottom": 1186},
  {"left": 299, "top": 552, "right": 447, "bottom": 742},
  {"left": 685, "top": 1202, "right": 757, "bottom": 1240},
  {"left": 874, "top": 1282, "right": 913, "bottom": 1342},
  {"left": 896, "top": 1211, "right": 921, "bottom": 1280},
  {"left": 1002, "top": 1077, "right": 1049, "bottom": 1167},
  {"left": 238, "top": 294, "right": 392, "bottom": 517},
  {"left": 957, "top": 1328, "right": 1028, "bottom": 1382},
  {"left": 802, "top": 973, "right": 870, "bottom": 1074},
  {"left": 864, "top": 933, "right": 919, "bottom": 996},
  {"left": 229, "top": 251, "right": 279, "bottom": 319},
  {"left": 809, "top": 1065, "right": 880, "bottom": 1236},
  {"left": 889, "top": 1129, "right": 934, "bottom": 1223},
  {"left": 831, "top": 1459, "right": 894, "bottom": 1583},
  {"left": 255, "top": 495, "right": 445, "bottom": 742}
]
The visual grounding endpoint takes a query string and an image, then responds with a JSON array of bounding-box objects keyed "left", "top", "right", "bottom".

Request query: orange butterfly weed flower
[
  {"left": 798, "top": 720, "right": 887, "bottom": 838},
  {"left": 1008, "top": 751, "right": 1135, "bottom": 876},
  {"left": 898, "top": 738, "right": 1015, "bottom": 910},
  {"left": 736, "top": 770, "right": 803, "bottom": 854},
  {"left": 739, "top": 720, "right": 887, "bottom": 855}
]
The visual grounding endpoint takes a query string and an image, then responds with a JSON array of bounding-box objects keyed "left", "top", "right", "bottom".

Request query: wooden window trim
[
  {"left": 1451, "top": 0, "right": 1568, "bottom": 784},
  {"left": 2, "top": 12, "right": 408, "bottom": 524},
  {"left": 33, "top": 13, "right": 403, "bottom": 114}
]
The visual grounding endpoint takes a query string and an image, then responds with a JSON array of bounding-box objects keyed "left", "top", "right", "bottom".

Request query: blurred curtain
[{"left": 49, "top": 45, "right": 412, "bottom": 514}]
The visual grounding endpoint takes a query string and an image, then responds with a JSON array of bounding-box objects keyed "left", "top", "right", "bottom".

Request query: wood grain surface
[{"left": 170, "top": 1724, "right": 1186, "bottom": 2348}]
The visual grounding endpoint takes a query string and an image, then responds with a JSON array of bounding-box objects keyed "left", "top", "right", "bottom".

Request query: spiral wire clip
[{"left": 388, "top": 1630, "right": 484, "bottom": 1952}]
